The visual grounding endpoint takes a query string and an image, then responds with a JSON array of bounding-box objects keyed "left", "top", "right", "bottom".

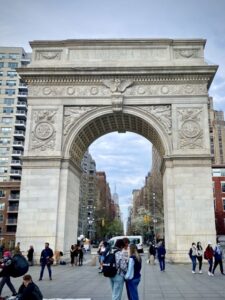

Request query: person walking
[
  {"left": 125, "top": 244, "right": 142, "bottom": 300},
  {"left": 78, "top": 245, "right": 84, "bottom": 266},
  {"left": 0, "top": 251, "right": 17, "bottom": 297},
  {"left": 99, "top": 241, "right": 110, "bottom": 273},
  {"left": 70, "top": 245, "right": 75, "bottom": 266},
  {"left": 204, "top": 242, "right": 214, "bottom": 276},
  {"left": 196, "top": 242, "right": 203, "bottom": 274},
  {"left": 110, "top": 239, "right": 128, "bottom": 300},
  {"left": 148, "top": 242, "right": 156, "bottom": 265},
  {"left": 27, "top": 245, "right": 34, "bottom": 266},
  {"left": 39, "top": 242, "right": 54, "bottom": 281},
  {"left": 189, "top": 242, "right": 197, "bottom": 274},
  {"left": 17, "top": 274, "right": 43, "bottom": 300},
  {"left": 14, "top": 242, "right": 21, "bottom": 255},
  {"left": 212, "top": 241, "right": 225, "bottom": 275},
  {"left": 157, "top": 241, "right": 166, "bottom": 272}
]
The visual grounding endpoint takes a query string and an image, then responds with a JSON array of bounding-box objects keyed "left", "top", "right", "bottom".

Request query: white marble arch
[{"left": 16, "top": 39, "right": 217, "bottom": 262}]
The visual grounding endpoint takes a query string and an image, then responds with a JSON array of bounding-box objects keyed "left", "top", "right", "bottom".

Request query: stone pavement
[{"left": 2, "top": 253, "right": 225, "bottom": 300}]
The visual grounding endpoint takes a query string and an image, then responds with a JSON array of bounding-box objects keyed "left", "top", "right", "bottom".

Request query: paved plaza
[{"left": 1, "top": 253, "right": 225, "bottom": 300}]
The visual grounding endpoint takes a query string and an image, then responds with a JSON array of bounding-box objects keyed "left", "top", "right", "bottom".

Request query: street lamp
[{"left": 152, "top": 192, "right": 156, "bottom": 243}]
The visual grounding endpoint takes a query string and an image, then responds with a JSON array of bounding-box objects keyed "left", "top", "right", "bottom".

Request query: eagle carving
[{"left": 102, "top": 79, "right": 133, "bottom": 93}]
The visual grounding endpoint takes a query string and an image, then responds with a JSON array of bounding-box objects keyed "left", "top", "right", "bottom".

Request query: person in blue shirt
[
  {"left": 39, "top": 242, "right": 54, "bottom": 281},
  {"left": 125, "top": 244, "right": 142, "bottom": 300},
  {"left": 157, "top": 240, "right": 166, "bottom": 272}
]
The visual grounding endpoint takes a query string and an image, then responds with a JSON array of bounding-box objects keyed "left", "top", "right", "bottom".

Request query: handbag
[{"left": 47, "top": 257, "right": 54, "bottom": 265}]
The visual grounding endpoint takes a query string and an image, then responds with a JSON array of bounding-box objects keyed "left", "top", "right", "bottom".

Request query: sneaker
[
  {"left": 49, "top": 277, "right": 52, "bottom": 280},
  {"left": 208, "top": 271, "right": 211, "bottom": 276},
  {"left": 199, "top": 270, "right": 202, "bottom": 274},
  {"left": 210, "top": 273, "right": 214, "bottom": 276},
  {"left": 38, "top": 278, "right": 42, "bottom": 281},
  {"left": 192, "top": 271, "right": 196, "bottom": 274}
]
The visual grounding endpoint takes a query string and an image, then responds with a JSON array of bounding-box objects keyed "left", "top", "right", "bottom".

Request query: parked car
[{"left": 108, "top": 235, "right": 144, "bottom": 253}]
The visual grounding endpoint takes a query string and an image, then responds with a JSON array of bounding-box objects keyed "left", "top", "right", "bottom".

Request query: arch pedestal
[{"left": 16, "top": 39, "right": 217, "bottom": 261}]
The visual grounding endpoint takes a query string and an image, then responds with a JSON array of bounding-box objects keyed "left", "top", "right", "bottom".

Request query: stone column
[{"left": 163, "top": 157, "right": 216, "bottom": 262}]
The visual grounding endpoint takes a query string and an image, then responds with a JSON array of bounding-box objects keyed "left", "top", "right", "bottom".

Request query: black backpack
[
  {"left": 102, "top": 250, "right": 118, "bottom": 278},
  {"left": 0, "top": 254, "right": 29, "bottom": 278},
  {"left": 32, "top": 284, "right": 43, "bottom": 300}
]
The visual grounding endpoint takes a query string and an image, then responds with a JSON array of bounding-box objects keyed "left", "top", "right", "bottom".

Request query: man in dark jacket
[
  {"left": 39, "top": 242, "right": 53, "bottom": 281},
  {"left": 157, "top": 241, "right": 166, "bottom": 271},
  {"left": 18, "top": 274, "right": 43, "bottom": 300}
]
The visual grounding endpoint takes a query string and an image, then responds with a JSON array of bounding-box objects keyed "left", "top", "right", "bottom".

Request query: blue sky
[{"left": 1, "top": 0, "right": 225, "bottom": 223}]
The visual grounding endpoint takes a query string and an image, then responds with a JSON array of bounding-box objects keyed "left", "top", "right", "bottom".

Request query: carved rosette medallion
[
  {"left": 64, "top": 106, "right": 97, "bottom": 136},
  {"left": 178, "top": 108, "right": 203, "bottom": 149},
  {"left": 31, "top": 110, "right": 57, "bottom": 151},
  {"left": 140, "top": 105, "right": 172, "bottom": 134}
]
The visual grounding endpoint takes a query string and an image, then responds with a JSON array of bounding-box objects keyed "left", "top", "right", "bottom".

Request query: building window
[
  {"left": 0, "top": 167, "right": 7, "bottom": 174},
  {"left": 3, "top": 107, "right": 14, "bottom": 114},
  {"left": 0, "top": 53, "right": 6, "bottom": 59},
  {"left": 0, "top": 127, "right": 12, "bottom": 135},
  {"left": 7, "top": 71, "right": 17, "bottom": 77},
  {"left": 0, "top": 138, "right": 10, "bottom": 145},
  {"left": 0, "top": 62, "right": 3, "bottom": 68},
  {"left": 0, "top": 71, "right": 3, "bottom": 76},
  {"left": 8, "top": 62, "right": 18, "bottom": 69},
  {"left": 0, "top": 227, "right": 2, "bottom": 234},
  {"left": 0, "top": 158, "right": 8, "bottom": 165},
  {"left": 0, "top": 147, "right": 10, "bottom": 155},
  {"left": 6, "top": 80, "right": 16, "bottom": 87},
  {"left": 9, "top": 53, "right": 19, "bottom": 60},
  {"left": 222, "top": 182, "right": 225, "bottom": 193},
  {"left": 0, "top": 214, "right": 3, "bottom": 223},
  {"left": 0, "top": 203, "right": 5, "bottom": 210},
  {"left": 0, "top": 81, "right": 2, "bottom": 86},
  {"left": 5, "top": 89, "right": 15, "bottom": 96},
  {"left": 4, "top": 98, "right": 14, "bottom": 105},
  {"left": 1, "top": 117, "right": 13, "bottom": 124},
  {"left": 0, "top": 190, "right": 5, "bottom": 197}
]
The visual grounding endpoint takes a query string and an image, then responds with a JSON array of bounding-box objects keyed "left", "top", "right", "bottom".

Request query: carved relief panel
[
  {"left": 177, "top": 107, "right": 203, "bottom": 149},
  {"left": 30, "top": 109, "right": 57, "bottom": 151}
]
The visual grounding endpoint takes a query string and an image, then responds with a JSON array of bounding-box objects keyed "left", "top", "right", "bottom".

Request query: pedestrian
[
  {"left": 74, "top": 244, "right": 79, "bottom": 266},
  {"left": 212, "top": 241, "right": 225, "bottom": 275},
  {"left": 189, "top": 242, "right": 197, "bottom": 274},
  {"left": 148, "top": 242, "right": 156, "bottom": 265},
  {"left": 39, "top": 242, "right": 54, "bottom": 281},
  {"left": 125, "top": 244, "right": 142, "bottom": 300},
  {"left": 78, "top": 245, "right": 84, "bottom": 266},
  {"left": 157, "top": 241, "right": 166, "bottom": 272},
  {"left": 196, "top": 242, "right": 203, "bottom": 274},
  {"left": 110, "top": 239, "right": 128, "bottom": 300},
  {"left": 17, "top": 274, "right": 43, "bottom": 300},
  {"left": 99, "top": 241, "right": 110, "bottom": 273},
  {"left": 70, "top": 245, "right": 75, "bottom": 266},
  {"left": 14, "top": 242, "right": 21, "bottom": 255},
  {"left": 204, "top": 242, "right": 214, "bottom": 276},
  {"left": 0, "top": 251, "right": 17, "bottom": 297},
  {"left": 27, "top": 245, "right": 34, "bottom": 266},
  {"left": 122, "top": 237, "right": 130, "bottom": 263}
]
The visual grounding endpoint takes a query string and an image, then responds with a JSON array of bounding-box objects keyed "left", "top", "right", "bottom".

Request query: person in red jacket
[{"left": 204, "top": 242, "right": 214, "bottom": 276}]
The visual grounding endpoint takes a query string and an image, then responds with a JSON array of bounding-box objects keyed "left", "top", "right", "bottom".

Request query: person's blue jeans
[
  {"left": 39, "top": 263, "right": 52, "bottom": 279},
  {"left": 126, "top": 277, "right": 141, "bottom": 300},
  {"left": 208, "top": 258, "right": 213, "bottom": 272},
  {"left": 191, "top": 256, "right": 197, "bottom": 272},
  {"left": 158, "top": 258, "right": 165, "bottom": 271},
  {"left": 110, "top": 274, "right": 124, "bottom": 300}
]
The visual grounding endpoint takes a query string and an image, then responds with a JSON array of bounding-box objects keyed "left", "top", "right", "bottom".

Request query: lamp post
[{"left": 152, "top": 192, "right": 156, "bottom": 243}]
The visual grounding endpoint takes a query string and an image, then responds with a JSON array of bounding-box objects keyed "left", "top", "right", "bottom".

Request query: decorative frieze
[
  {"left": 64, "top": 107, "right": 97, "bottom": 135},
  {"left": 177, "top": 108, "right": 203, "bottom": 149},
  {"left": 140, "top": 105, "right": 172, "bottom": 134},
  {"left": 29, "top": 83, "right": 207, "bottom": 98},
  {"left": 173, "top": 48, "right": 200, "bottom": 59},
  {"left": 35, "top": 50, "right": 62, "bottom": 61},
  {"left": 31, "top": 109, "right": 57, "bottom": 151}
]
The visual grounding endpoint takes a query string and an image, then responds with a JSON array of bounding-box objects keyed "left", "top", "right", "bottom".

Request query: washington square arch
[{"left": 16, "top": 39, "right": 217, "bottom": 262}]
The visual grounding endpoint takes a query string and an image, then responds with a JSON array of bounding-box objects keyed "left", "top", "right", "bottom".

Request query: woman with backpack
[
  {"left": 204, "top": 242, "right": 214, "bottom": 276},
  {"left": 196, "top": 242, "right": 203, "bottom": 274},
  {"left": 110, "top": 239, "right": 128, "bottom": 300},
  {"left": 125, "top": 244, "right": 142, "bottom": 300}
]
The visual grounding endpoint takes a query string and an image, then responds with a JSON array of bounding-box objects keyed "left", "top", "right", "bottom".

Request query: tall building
[
  {"left": 209, "top": 97, "right": 225, "bottom": 164},
  {"left": 78, "top": 150, "right": 97, "bottom": 240},
  {"left": 0, "top": 47, "right": 30, "bottom": 248}
]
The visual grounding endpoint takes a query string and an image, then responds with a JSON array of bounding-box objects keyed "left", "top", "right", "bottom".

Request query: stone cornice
[{"left": 18, "top": 68, "right": 216, "bottom": 87}]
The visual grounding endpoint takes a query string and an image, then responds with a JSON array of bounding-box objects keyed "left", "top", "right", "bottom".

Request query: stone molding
[
  {"left": 177, "top": 107, "right": 203, "bottom": 149},
  {"left": 30, "top": 109, "right": 57, "bottom": 151}
]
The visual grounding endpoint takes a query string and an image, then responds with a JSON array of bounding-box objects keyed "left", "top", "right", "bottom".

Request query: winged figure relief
[{"left": 102, "top": 79, "right": 133, "bottom": 93}]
